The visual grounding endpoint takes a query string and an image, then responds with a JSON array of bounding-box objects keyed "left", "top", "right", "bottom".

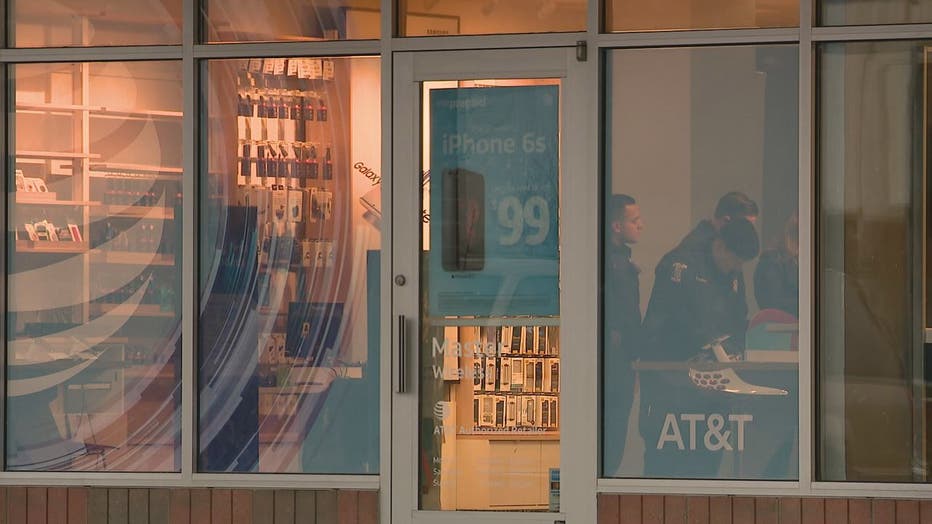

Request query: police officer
[
  {"left": 603, "top": 194, "right": 643, "bottom": 475},
  {"left": 638, "top": 217, "right": 760, "bottom": 477},
  {"left": 642, "top": 217, "right": 760, "bottom": 361},
  {"left": 651, "top": 191, "right": 759, "bottom": 353}
]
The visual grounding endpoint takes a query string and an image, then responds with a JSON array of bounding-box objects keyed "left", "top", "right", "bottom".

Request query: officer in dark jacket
[
  {"left": 638, "top": 217, "right": 760, "bottom": 477},
  {"left": 642, "top": 217, "right": 760, "bottom": 361},
  {"left": 654, "top": 192, "right": 759, "bottom": 322},
  {"left": 603, "top": 194, "right": 643, "bottom": 475}
]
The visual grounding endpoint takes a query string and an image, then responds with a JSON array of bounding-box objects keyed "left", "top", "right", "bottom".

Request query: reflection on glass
[
  {"left": 602, "top": 45, "right": 799, "bottom": 480},
  {"left": 11, "top": 0, "right": 181, "bottom": 47},
  {"left": 199, "top": 57, "right": 381, "bottom": 473},
  {"left": 420, "top": 81, "right": 561, "bottom": 511},
  {"left": 820, "top": 0, "right": 932, "bottom": 26},
  {"left": 8, "top": 62, "right": 182, "bottom": 471},
  {"left": 399, "top": 0, "right": 585, "bottom": 36},
  {"left": 606, "top": 0, "right": 797, "bottom": 31},
  {"left": 203, "top": 0, "right": 380, "bottom": 42},
  {"left": 819, "top": 41, "right": 928, "bottom": 482}
]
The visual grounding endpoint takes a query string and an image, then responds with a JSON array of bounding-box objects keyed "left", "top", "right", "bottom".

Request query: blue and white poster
[{"left": 428, "top": 86, "right": 559, "bottom": 317}]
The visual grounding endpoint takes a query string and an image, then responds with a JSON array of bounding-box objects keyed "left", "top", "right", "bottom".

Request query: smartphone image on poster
[{"left": 441, "top": 168, "right": 485, "bottom": 271}]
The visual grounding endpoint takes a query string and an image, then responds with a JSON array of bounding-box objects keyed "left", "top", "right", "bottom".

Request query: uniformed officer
[
  {"left": 638, "top": 217, "right": 760, "bottom": 477},
  {"left": 603, "top": 194, "right": 643, "bottom": 475},
  {"left": 650, "top": 191, "right": 759, "bottom": 355},
  {"left": 641, "top": 217, "right": 760, "bottom": 361}
]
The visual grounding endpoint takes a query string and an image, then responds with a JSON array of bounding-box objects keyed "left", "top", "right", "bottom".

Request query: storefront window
[
  {"left": 203, "top": 0, "right": 380, "bottom": 43},
  {"left": 820, "top": 0, "right": 932, "bottom": 26},
  {"left": 818, "top": 41, "right": 930, "bottom": 482},
  {"left": 10, "top": 0, "right": 182, "bottom": 48},
  {"left": 199, "top": 57, "right": 381, "bottom": 473},
  {"left": 8, "top": 61, "right": 183, "bottom": 471},
  {"left": 602, "top": 45, "right": 799, "bottom": 480},
  {"left": 606, "top": 0, "right": 798, "bottom": 32},
  {"left": 397, "top": 0, "right": 585, "bottom": 37}
]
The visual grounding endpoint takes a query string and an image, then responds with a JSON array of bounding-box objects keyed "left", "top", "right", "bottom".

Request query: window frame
[{"left": 0, "top": 0, "right": 927, "bottom": 511}]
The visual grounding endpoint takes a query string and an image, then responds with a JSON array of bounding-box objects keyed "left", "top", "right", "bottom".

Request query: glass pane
[
  {"left": 8, "top": 61, "right": 183, "bottom": 471},
  {"left": 398, "top": 0, "right": 585, "bottom": 37},
  {"left": 602, "top": 45, "right": 799, "bottom": 480},
  {"left": 820, "top": 0, "right": 932, "bottom": 26},
  {"left": 818, "top": 41, "right": 929, "bottom": 482},
  {"left": 420, "top": 80, "right": 561, "bottom": 511},
  {"left": 11, "top": 0, "right": 181, "bottom": 47},
  {"left": 199, "top": 57, "right": 381, "bottom": 473},
  {"left": 203, "top": 0, "right": 380, "bottom": 43},
  {"left": 606, "top": 0, "right": 798, "bottom": 31}
]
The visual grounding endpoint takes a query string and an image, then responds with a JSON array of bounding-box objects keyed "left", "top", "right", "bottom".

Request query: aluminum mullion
[
  {"left": 390, "top": 32, "right": 585, "bottom": 51},
  {"left": 592, "top": 27, "right": 800, "bottom": 48},
  {"left": 598, "top": 478, "right": 801, "bottom": 495},
  {"left": 813, "top": 23, "right": 932, "bottom": 41},
  {"left": 0, "top": 62, "right": 7, "bottom": 475},
  {"left": 0, "top": 472, "right": 378, "bottom": 489},
  {"left": 181, "top": 0, "right": 196, "bottom": 482},
  {"left": 0, "top": 46, "right": 183, "bottom": 63},
  {"left": 380, "top": 1, "right": 393, "bottom": 523},
  {"left": 798, "top": 0, "right": 815, "bottom": 494},
  {"left": 560, "top": 46, "right": 599, "bottom": 524},
  {"left": 193, "top": 40, "right": 380, "bottom": 59}
]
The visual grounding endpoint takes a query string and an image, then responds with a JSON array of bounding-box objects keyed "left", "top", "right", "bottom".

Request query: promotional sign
[{"left": 429, "top": 86, "right": 559, "bottom": 317}]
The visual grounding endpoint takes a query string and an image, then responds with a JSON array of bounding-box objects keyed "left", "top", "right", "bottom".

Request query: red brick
[
  {"left": 598, "top": 495, "right": 619, "bottom": 524},
  {"left": 801, "top": 498, "right": 824, "bottom": 524},
  {"left": 898, "top": 500, "right": 920, "bottom": 524},
  {"left": 232, "top": 490, "right": 253, "bottom": 524},
  {"left": 26, "top": 488, "right": 46, "bottom": 524},
  {"left": 666, "top": 496, "right": 687, "bottom": 524},
  {"left": 212, "top": 489, "right": 232, "bottom": 524},
  {"left": 824, "top": 499, "right": 846, "bottom": 524},
  {"left": 620, "top": 495, "right": 642, "bottom": 524},
  {"left": 733, "top": 497, "right": 755, "bottom": 524},
  {"left": 687, "top": 496, "right": 709, "bottom": 524},
  {"left": 644, "top": 495, "right": 664, "bottom": 524},
  {"left": 874, "top": 500, "right": 896, "bottom": 524},
  {"left": 848, "top": 499, "right": 871, "bottom": 524},
  {"left": 9, "top": 487, "right": 27, "bottom": 524},
  {"left": 756, "top": 498, "right": 778, "bottom": 524},
  {"left": 47, "top": 488, "right": 67, "bottom": 524},
  {"left": 190, "top": 489, "right": 210, "bottom": 524},
  {"left": 68, "top": 488, "right": 88, "bottom": 524},
  {"left": 357, "top": 491, "right": 378, "bottom": 524},
  {"left": 710, "top": 496, "right": 732, "bottom": 524},
  {"left": 169, "top": 489, "right": 190, "bottom": 524},
  {"left": 920, "top": 500, "right": 932, "bottom": 524},
  {"left": 779, "top": 498, "right": 801, "bottom": 524},
  {"left": 337, "top": 491, "right": 358, "bottom": 524}
]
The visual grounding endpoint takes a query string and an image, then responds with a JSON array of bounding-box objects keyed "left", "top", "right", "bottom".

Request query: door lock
[{"left": 394, "top": 274, "right": 407, "bottom": 286}]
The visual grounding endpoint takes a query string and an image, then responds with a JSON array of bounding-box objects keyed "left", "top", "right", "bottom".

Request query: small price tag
[{"left": 273, "top": 58, "right": 286, "bottom": 76}]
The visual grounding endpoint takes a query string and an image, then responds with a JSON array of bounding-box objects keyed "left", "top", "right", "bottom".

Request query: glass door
[{"left": 391, "top": 48, "right": 589, "bottom": 524}]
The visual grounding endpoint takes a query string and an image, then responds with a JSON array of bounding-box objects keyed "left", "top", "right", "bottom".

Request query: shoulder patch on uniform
[{"left": 671, "top": 262, "right": 687, "bottom": 283}]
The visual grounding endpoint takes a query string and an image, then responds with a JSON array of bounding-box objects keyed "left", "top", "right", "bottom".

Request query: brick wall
[
  {"left": 0, "top": 488, "right": 377, "bottom": 524},
  {"left": 598, "top": 494, "right": 932, "bottom": 524}
]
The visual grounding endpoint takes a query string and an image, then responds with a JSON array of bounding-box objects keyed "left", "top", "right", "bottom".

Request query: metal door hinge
[{"left": 576, "top": 40, "right": 587, "bottom": 62}]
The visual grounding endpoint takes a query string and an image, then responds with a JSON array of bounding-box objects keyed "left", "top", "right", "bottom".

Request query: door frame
[{"left": 389, "top": 47, "right": 599, "bottom": 524}]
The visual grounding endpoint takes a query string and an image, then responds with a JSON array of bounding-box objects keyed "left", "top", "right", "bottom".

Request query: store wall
[
  {"left": 0, "top": 487, "right": 377, "bottom": 523},
  {"left": 598, "top": 494, "right": 932, "bottom": 523}
]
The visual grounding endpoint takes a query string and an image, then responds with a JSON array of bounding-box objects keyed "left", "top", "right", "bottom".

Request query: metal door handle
[{"left": 397, "top": 315, "right": 408, "bottom": 393}]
